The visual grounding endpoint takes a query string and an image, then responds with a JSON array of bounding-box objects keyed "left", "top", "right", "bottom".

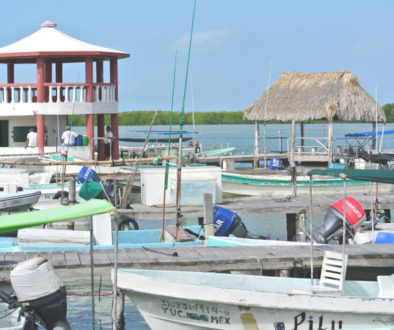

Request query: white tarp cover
[{"left": 10, "top": 257, "right": 62, "bottom": 302}]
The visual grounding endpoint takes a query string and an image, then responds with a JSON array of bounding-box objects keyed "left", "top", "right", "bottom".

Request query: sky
[{"left": 1, "top": 0, "right": 394, "bottom": 112}]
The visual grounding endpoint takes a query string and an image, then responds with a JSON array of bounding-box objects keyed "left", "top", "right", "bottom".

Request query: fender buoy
[{"left": 118, "top": 217, "right": 139, "bottom": 231}]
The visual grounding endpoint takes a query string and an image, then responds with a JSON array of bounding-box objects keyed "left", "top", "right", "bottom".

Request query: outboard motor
[
  {"left": 10, "top": 257, "right": 70, "bottom": 329},
  {"left": 213, "top": 206, "right": 264, "bottom": 238},
  {"left": 313, "top": 197, "right": 366, "bottom": 244}
]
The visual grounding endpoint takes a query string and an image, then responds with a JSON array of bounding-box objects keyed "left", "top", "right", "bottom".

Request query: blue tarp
[
  {"left": 345, "top": 130, "right": 394, "bottom": 138},
  {"left": 128, "top": 130, "right": 197, "bottom": 135}
]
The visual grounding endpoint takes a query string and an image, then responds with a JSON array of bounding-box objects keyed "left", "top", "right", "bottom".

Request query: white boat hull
[
  {"left": 0, "top": 191, "right": 41, "bottom": 212},
  {"left": 222, "top": 174, "right": 392, "bottom": 197},
  {"left": 114, "top": 269, "right": 394, "bottom": 329}
]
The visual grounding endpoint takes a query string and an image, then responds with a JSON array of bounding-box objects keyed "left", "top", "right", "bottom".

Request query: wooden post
[
  {"left": 253, "top": 120, "right": 260, "bottom": 168},
  {"left": 203, "top": 193, "right": 214, "bottom": 246},
  {"left": 372, "top": 122, "right": 376, "bottom": 151},
  {"left": 290, "top": 120, "right": 296, "bottom": 167},
  {"left": 328, "top": 118, "right": 333, "bottom": 164},
  {"left": 67, "top": 179, "right": 76, "bottom": 230},
  {"left": 112, "top": 289, "right": 125, "bottom": 330},
  {"left": 300, "top": 122, "right": 304, "bottom": 149},
  {"left": 290, "top": 120, "right": 297, "bottom": 196},
  {"left": 286, "top": 213, "right": 297, "bottom": 241}
]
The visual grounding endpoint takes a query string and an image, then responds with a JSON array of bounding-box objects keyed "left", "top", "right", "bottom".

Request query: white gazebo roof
[{"left": 0, "top": 21, "right": 129, "bottom": 60}]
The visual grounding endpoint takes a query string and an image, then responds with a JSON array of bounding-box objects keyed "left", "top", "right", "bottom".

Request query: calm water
[
  {"left": 70, "top": 123, "right": 390, "bottom": 328},
  {"left": 75, "top": 122, "right": 394, "bottom": 155}
]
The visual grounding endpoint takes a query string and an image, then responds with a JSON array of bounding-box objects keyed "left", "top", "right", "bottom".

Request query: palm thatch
[{"left": 244, "top": 71, "right": 385, "bottom": 122}]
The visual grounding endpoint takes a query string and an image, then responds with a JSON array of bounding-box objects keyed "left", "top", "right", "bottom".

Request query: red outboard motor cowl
[{"left": 313, "top": 197, "right": 365, "bottom": 243}]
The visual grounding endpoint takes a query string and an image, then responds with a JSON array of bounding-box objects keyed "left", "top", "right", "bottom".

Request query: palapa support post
[
  {"left": 253, "top": 120, "right": 260, "bottom": 168},
  {"left": 290, "top": 119, "right": 297, "bottom": 196},
  {"left": 328, "top": 117, "right": 333, "bottom": 164},
  {"left": 203, "top": 193, "right": 214, "bottom": 246}
]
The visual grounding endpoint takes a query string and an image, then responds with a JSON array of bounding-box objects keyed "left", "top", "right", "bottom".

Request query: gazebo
[
  {"left": 0, "top": 21, "right": 130, "bottom": 160},
  {"left": 244, "top": 71, "right": 385, "bottom": 166}
]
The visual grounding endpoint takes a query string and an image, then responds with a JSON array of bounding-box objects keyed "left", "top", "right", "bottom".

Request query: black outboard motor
[
  {"left": 313, "top": 197, "right": 366, "bottom": 244},
  {"left": 213, "top": 206, "right": 264, "bottom": 238},
  {"left": 10, "top": 257, "right": 71, "bottom": 329}
]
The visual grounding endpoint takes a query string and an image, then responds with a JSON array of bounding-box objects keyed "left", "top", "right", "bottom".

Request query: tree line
[{"left": 70, "top": 104, "right": 394, "bottom": 126}]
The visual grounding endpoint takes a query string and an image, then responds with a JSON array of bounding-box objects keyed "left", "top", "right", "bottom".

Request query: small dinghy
[{"left": 0, "top": 191, "right": 41, "bottom": 213}]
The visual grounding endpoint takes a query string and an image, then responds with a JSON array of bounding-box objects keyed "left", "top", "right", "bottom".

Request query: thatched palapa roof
[{"left": 244, "top": 71, "right": 385, "bottom": 122}]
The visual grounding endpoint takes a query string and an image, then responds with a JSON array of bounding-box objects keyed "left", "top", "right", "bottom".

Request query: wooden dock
[
  {"left": 1, "top": 244, "right": 393, "bottom": 280},
  {"left": 198, "top": 151, "right": 333, "bottom": 167}
]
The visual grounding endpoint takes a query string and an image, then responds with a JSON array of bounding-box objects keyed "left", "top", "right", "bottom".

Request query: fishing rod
[{"left": 175, "top": 0, "right": 197, "bottom": 240}]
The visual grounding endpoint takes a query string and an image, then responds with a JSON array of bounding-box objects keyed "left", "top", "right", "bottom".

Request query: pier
[{"left": 1, "top": 244, "right": 393, "bottom": 280}]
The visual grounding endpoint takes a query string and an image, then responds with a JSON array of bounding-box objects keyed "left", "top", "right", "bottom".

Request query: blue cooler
[
  {"left": 75, "top": 135, "right": 83, "bottom": 146},
  {"left": 77, "top": 167, "right": 97, "bottom": 183}
]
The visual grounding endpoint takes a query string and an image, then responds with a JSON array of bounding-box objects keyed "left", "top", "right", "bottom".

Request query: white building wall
[{"left": 7, "top": 115, "right": 67, "bottom": 147}]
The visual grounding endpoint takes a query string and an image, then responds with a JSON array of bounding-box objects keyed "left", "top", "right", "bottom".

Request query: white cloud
[{"left": 175, "top": 28, "right": 231, "bottom": 50}]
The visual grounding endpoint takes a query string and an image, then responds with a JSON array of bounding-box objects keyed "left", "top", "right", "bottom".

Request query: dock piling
[{"left": 203, "top": 193, "right": 214, "bottom": 246}]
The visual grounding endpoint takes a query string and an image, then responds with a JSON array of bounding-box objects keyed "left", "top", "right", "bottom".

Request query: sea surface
[
  {"left": 74, "top": 122, "right": 394, "bottom": 155},
  {"left": 68, "top": 123, "right": 391, "bottom": 328}
]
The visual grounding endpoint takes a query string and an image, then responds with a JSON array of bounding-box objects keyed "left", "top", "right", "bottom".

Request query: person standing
[
  {"left": 61, "top": 126, "right": 78, "bottom": 146},
  {"left": 25, "top": 128, "right": 37, "bottom": 148},
  {"left": 104, "top": 125, "right": 113, "bottom": 160}
]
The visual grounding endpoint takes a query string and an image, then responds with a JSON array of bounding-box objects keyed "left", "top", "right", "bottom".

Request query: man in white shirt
[
  {"left": 61, "top": 126, "right": 78, "bottom": 146},
  {"left": 104, "top": 125, "right": 113, "bottom": 160},
  {"left": 25, "top": 128, "right": 37, "bottom": 148}
]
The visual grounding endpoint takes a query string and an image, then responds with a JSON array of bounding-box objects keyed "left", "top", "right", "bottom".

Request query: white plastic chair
[{"left": 293, "top": 251, "right": 348, "bottom": 295}]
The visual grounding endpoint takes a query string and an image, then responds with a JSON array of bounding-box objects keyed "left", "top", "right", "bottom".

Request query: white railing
[
  {"left": 0, "top": 86, "right": 37, "bottom": 104},
  {"left": 48, "top": 85, "right": 86, "bottom": 103},
  {"left": 0, "top": 84, "right": 116, "bottom": 104},
  {"left": 93, "top": 85, "right": 116, "bottom": 102}
]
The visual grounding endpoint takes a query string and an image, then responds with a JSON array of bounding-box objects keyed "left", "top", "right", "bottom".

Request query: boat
[
  {"left": 196, "top": 146, "right": 235, "bottom": 157},
  {"left": 221, "top": 171, "right": 392, "bottom": 197},
  {"left": 0, "top": 191, "right": 41, "bottom": 212},
  {"left": 0, "top": 200, "right": 260, "bottom": 251},
  {"left": 113, "top": 268, "right": 394, "bottom": 329}
]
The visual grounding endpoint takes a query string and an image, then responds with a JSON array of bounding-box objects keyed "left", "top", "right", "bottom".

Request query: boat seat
[
  {"left": 377, "top": 274, "right": 394, "bottom": 298},
  {"left": 292, "top": 251, "right": 348, "bottom": 295}
]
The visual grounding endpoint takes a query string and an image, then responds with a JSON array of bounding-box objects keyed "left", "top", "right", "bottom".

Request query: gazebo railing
[
  {"left": 0, "top": 84, "right": 38, "bottom": 104},
  {"left": 0, "top": 83, "right": 117, "bottom": 104}
]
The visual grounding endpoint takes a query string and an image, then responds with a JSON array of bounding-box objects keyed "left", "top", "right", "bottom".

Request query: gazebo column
[
  {"left": 7, "top": 63, "right": 14, "bottom": 103},
  {"left": 96, "top": 60, "right": 105, "bottom": 160},
  {"left": 86, "top": 114, "right": 94, "bottom": 160},
  {"left": 55, "top": 62, "right": 63, "bottom": 82},
  {"left": 110, "top": 59, "right": 119, "bottom": 159},
  {"left": 85, "top": 58, "right": 94, "bottom": 159},
  {"left": 44, "top": 61, "right": 52, "bottom": 102},
  {"left": 36, "top": 58, "right": 46, "bottom": 154},
  {"left": 97, "top": 114, "right": 105, "bottom": 160},
  {"left": 110, "top": 59, "right": 118, "bottom": 100},
  {"left": 111, "top": 113, "right": 119, "bottom": 159}
]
